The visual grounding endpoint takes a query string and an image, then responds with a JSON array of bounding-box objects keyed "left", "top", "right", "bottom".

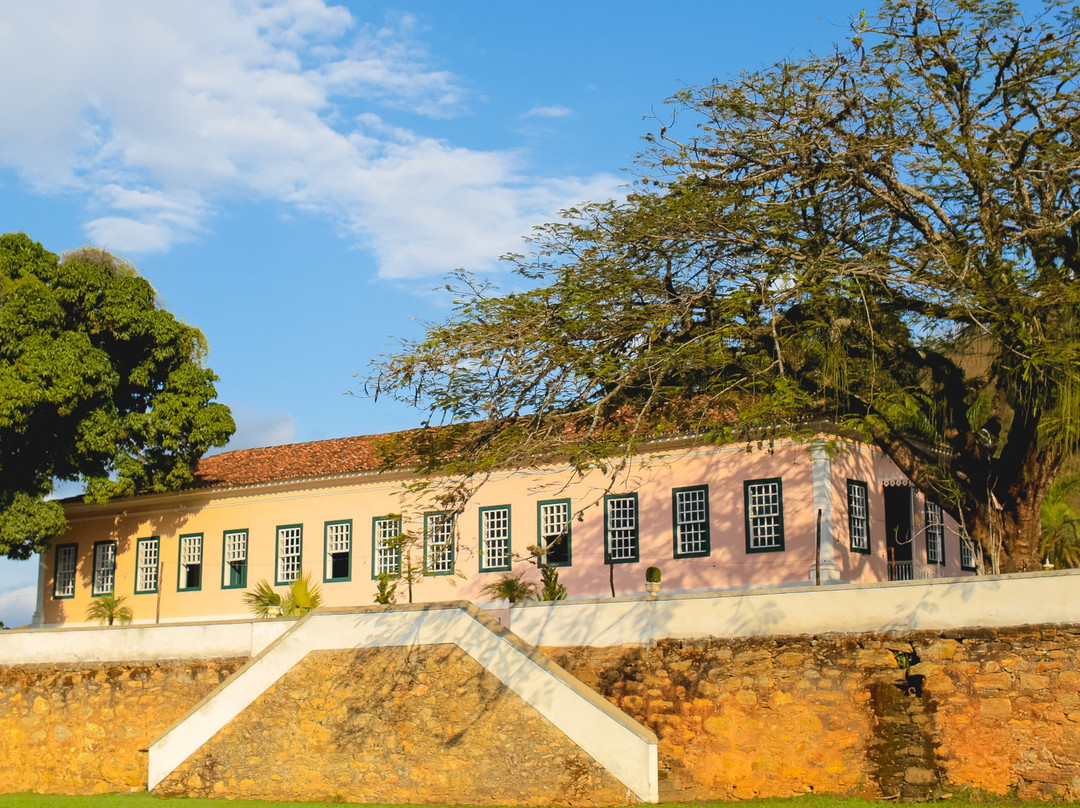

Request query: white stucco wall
[{"left": 509, "top": 569, "right": 1080, "bottom": 647}]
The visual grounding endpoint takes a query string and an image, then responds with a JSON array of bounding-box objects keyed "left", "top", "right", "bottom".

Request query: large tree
[
  {"left": 0, "top": 233, "right": 234, "bottom": 558},
  {"left": 372, "top": 0, "right": 1080, "bottom": 573}
]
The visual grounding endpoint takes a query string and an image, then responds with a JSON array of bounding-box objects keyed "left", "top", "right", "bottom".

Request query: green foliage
[
  {"left": 244, "top": 573, "right": 323, "bottom": 618},
  {"left": 0, "top": 233, "right": 234, "bottom": 558},
  {"left": 645, "top": 566, "right": 662, "bottom": 583},
  {"left": 479, "top": 570, "right": 536, "bottom": 604},
  {"left": 372, "top": 1, "right": 1080, "bottom": 571},
  {"left": 85, "top": 593, "right": 133, "bottom": 626},
  {"left": 538, "top": 564, "right": 567, "bottom": 601},
  {"left": 1039, "top": 473, "right": 1080, "bottom": 568},
  {"left": 374, "top": 573, "right": 398, "bottom": 605}
]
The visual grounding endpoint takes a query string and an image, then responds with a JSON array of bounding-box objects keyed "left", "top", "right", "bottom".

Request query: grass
[{"left": 0, "top": 794, "right": 1064, "bottom": 808}]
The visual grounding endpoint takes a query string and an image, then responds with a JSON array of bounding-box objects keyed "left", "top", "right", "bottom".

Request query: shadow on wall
[{"left": 517, "top": 573, "right": 1029, "bottom": 648}]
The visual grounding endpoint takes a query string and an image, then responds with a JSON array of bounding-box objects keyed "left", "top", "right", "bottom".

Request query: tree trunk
[{"left": 963, "top": 445, "right": 1060, "bottom": 574}]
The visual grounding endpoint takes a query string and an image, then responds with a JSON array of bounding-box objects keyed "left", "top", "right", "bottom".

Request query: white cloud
[
  {"left": 0, "top": 1, "right": 620, "bottom": 277},
  {"left": 525, "top": 105, "right": 572, "bottom": 118}
]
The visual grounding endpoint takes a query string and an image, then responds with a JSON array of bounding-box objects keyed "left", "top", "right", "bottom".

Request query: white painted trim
[
  {"left": 510, "top": 569, "right": 1080, "bottom": 647},
  {"left": 809, "top": 444, "right": 838, "bottom": 582},
  {"left": 147, "top": 602, "right": 658, "bottom": 802}
]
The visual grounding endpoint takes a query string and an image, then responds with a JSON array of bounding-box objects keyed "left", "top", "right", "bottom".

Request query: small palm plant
[
  {"left": 479, "top": 570, "right": 536, "bottom": 604},
  {"left": 85, "top": 593, "right": 133, "bottom": 626},
  {"left": 244, "top": 572, "right": 323, "bottom": 618},
  {"left": 538, "top": 564, "right": 567, "bottom": 601},
  {"left": 374, "top": 573, "right": 398, "bottom": 605}
]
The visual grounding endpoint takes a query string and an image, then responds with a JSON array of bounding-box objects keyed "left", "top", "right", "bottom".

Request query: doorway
[{"left": 884, "top": 486, "right": 912, "bottom": 580}]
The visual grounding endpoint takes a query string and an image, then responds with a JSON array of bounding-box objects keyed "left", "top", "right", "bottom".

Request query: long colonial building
[{"left": 32, "top": 432, "right": 975, "bottom": 626}]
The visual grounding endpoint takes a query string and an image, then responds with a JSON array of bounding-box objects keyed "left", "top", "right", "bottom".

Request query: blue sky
[{"left": 0, "top": 0, "right": 867, "bottom": 625}]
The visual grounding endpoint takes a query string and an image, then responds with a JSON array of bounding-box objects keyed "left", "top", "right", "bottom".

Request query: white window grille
[
  {"left": 54, "top": 545, "right": 77, "bottom": 598},
  {"left": 92, "top": 542, "right": 116, "bottom": 595},
  {"left": 480, "top": 507, "right": 510, "bottom": 571},
  {"left": 179, "top": 534, "right": 202, "bottom": 589},
  {"left": 373, "top": 517, "right": 402, "bottom": 576},
  {"left": 746, "top": 479, "right": 784, "bottom": 551},
  {"left": 847, "top": 480, "right": 870, "bottom": 552},
  {"left": 961, "top": 536, "right": 977, "bottom": 570},
  {"left": 277, "top": 525, "right": 303, "bottom": 583},
  {"left": 325, "top": 521, "right": 351, "bottom": 581},
  {"left": 674, "top": 487, "right": 709, "bottom": 556},
  {"left": 925, "top": 502, "right": 945, "bottom": 565},
  {"left": 538, "top": 500, "right": 570, "bottom": 564},
  {"left": 425, "top": 513, "right": 454, "bottom": 574},
  {"left": 136, "top": 538, "right": 159, "bottom": 593},
  {"left": 223, "top": 530, "right": 248, "bottom": 587},
  {"left": 606, "top": 496, "right": 638, "bottom": 561}
]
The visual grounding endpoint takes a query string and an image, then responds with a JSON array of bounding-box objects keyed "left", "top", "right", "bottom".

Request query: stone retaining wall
[
  {"left": 544, "top": 624, "right": 1080, "bottom": 802},
  {"left": 0, "top": 659, "right": 245, "bottom": 795},
  {"left": 1, "top": 620, "right": 1077, "bottom": 803},
  {"left": 155, "top": 645, "right": 631, "bottom": 806}
]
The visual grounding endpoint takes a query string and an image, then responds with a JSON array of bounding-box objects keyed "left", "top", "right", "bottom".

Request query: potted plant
[{"left": 644, "top": 566, "right": 662, "bottom": 595}]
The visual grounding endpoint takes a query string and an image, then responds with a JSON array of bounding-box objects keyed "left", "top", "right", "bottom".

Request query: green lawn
[{"left": 0, "top": 795, "right": 1059, "bottom": 808}]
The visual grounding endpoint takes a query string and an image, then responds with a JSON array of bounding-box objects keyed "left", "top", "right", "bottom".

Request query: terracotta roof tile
[{"left": 193, "top": 434, "right": 394, "bottom": 488}]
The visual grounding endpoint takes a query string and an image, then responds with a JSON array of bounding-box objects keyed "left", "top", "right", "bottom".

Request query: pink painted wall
[{"left": 39, "top": 439, "right": 971, "bottom": 626}]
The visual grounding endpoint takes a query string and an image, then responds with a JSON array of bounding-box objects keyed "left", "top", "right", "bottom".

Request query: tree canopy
[
  {"left": 0, "top": 233, "right": 234, "bottom": 558},
  {"left": 372, "top": 0, "right": 1080, "bottom": 573}
]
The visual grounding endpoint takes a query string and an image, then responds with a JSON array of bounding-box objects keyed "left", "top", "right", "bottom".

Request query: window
[
  {"left": 324, "top": 520, "right": 352, "bottom": 582},
  {"left": 960, "top": 536, "right": 978, "bottom": 571},
  {"left": 604, "top": 494, "right": 639, "bottom": 564},
  {"left": 847, "top": 480, "right": 870, "bottom": 554},
  {"left": 372, "top": 516, "right": 402, "bottom": 578},
  {"left": 178, "top": 533, "right": 203, "bottom": 591},
  {"left": 91, "top": 540, "right": 117, "bottom": 596},
  {"left": 479, "top": 506, "right": 511, "bottom": 572},
  {"left": 673, "top": 486, "right": 710, "bottom": 558},
  {"left": 744, "top": 478, "right": 785, "bottom": 553},
  {"left": 925, "top": 502, "right": 945, "bottom": 565},
  {"left": 424, "top": 512, "right": 455, "bottom": 575},
  {"left": 135, "top": 537, "right": 159, "bottom": 594},
  {"left": 276, "top": 525, "right": 303, "bottom": 584},
  {"left": 53, "top": 544, "right": 77, "bottom": 599},
  {"left": 222, "top": 529, "right": 248, "bottom": 589},
  {"left": 537, "top": 499, "right": 571, "bottom": 566}
]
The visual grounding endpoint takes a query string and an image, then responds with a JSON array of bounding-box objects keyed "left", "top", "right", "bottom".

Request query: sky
[{"left": 0, "top": 0, "right": 872, "bottom": 626}]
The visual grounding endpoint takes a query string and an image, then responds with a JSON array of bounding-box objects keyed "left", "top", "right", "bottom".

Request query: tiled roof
[{"left": 193, "top": 434, "right": 395, "bottom": 489}]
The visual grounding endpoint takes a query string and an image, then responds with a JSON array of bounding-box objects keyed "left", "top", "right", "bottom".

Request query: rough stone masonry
[{"left": 0, "top": 623, "right": 1077, "bottom": 803}]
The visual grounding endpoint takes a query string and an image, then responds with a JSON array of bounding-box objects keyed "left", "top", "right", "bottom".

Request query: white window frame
[
  {"left": 135, "top": 537, "right": 159, "bottom": 594},
  {"left": 605, "top": 494, "right": 639, "bottom": 563},
  {"left": 424, "top": 512, "right": 455, "bottom": 575},
  {"left": 925, "top": 502, "right": 945, "bottom": 566},
  {"left": 479, "top": 506, "right": 511, "bottom": 572},
  {"left": 223, "top": 529, "right": 248, "bottom": 589},
  {"left": 745, "top": 478, "right": 784, "bottom": 552},
  {"left": 372, "top": 516, "right": 402, "bottom": 578},
  {"left": 847, "top": 480, "right": 870, "bottom": 553},
  {"left": 53, "top": 544, "right": 77, "bottom": 599},
  {"left": 538, "top": 499, "right": 571, "bottom": 566},
  {"left": 92, "top": 541, "right": 116, "bottom": 596},
  {"left": 324, "top": 520, "right": 352, "bottom": 582},
  {"left": 673, "top": 486, "right": 710, "bottom": 558},
  {"left": 276, "top": 525, "right": 303, "bottom": 584},
  {"left": 178, "top": 533, "right": 203, "bottom": 591}
]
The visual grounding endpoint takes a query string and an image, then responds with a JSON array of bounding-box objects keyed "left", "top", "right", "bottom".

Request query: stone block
[
  {"left": 975, "top": 672, "right": 1012, "bottom": 690},
  {"left": 979, "top": 697, "right": 1013, "bottom": 719},
  {"left": 1019, "top": 673, "right": 1050, "bottom": 691}
]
